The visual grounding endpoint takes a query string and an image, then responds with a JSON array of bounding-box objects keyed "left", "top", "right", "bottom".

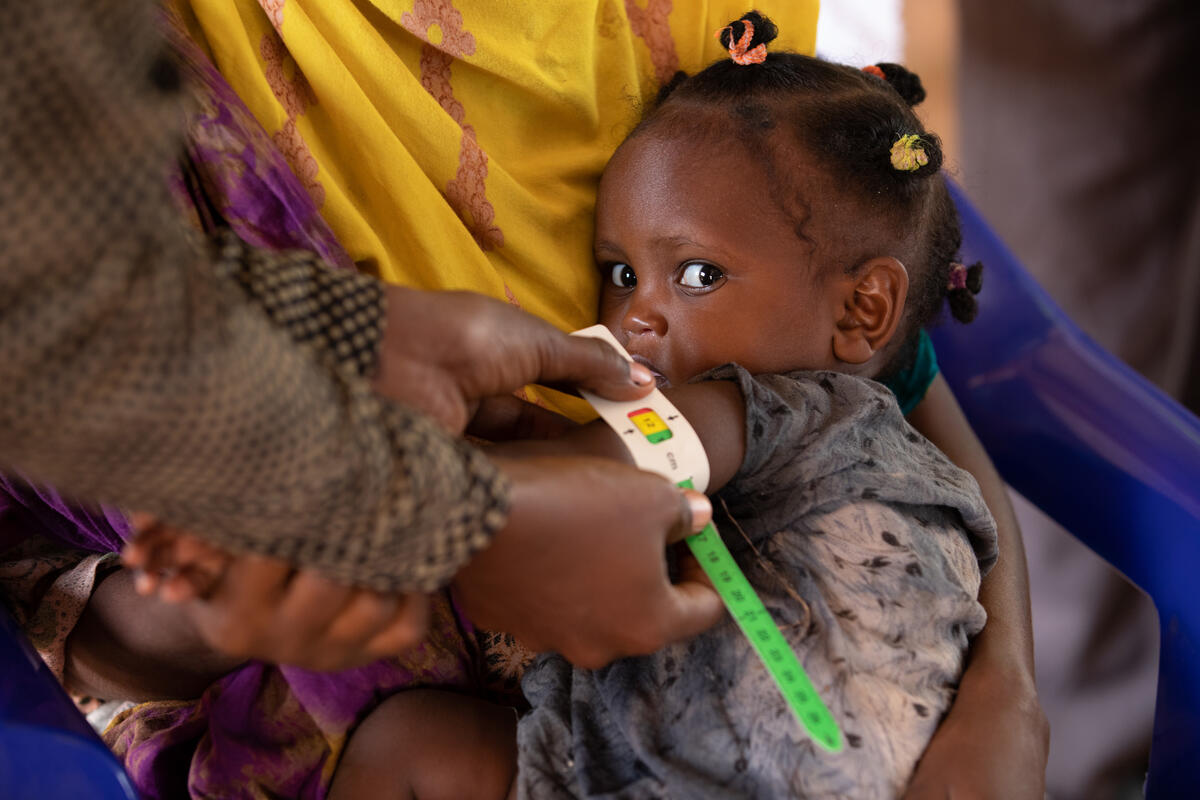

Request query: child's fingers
[
  {"left": 269, "top": 570, "right": 358, "bottom": 646},
  {"left": 122, "top": 524, "right": 178, "bottom": 595},
  {"left": 319, "top": 589, "right": 402, "bottom": 650},
  {"left": 156, "top": 534, "right": 234, "bottom": 603},
  {"left": 120, "top": 523, "right": 168, "bottom": 571},
  {"left": 159, "top": 563, "right": 222, "bottom": 603},
  {"left": 127, "top": 512, "right": 161, "bottom": 536},
  {"left": 363, "top": 594, "right": 432, "bottom": 658},
  {"left": 123, "top": 525, "right": 232, "bottom": 601},
  {"left": 189, "top": 555, "right": 293, "bottom": 657}
]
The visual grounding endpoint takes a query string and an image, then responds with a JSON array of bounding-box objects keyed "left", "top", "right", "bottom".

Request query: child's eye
[
  {"left": 610, "top": 263, "right": 637, "bottom": 288},
  {"left": 678, "top": 262, "right": 724, "bottom": 289}
]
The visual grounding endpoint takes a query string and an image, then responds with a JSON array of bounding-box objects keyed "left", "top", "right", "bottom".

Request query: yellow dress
[{"left": 175, "top": 0, "right": 817, "bottom": 411}]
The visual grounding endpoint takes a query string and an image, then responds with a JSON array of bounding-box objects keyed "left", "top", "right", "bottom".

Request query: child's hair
[{"left": 636, "top": 10, "right": 982, "bottom": 377}]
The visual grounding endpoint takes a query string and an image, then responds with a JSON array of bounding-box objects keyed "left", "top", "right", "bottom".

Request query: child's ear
[{"left": 832, "top": 257, "right": 908, "bottom": 365}]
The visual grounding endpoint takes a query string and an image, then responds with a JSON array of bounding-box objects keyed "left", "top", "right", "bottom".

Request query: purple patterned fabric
[
  {"left": 97, "top": 23, "right": 482, "bottom": 800},
  {"left": 0, "top": 475, "right": 129, "bottom": 555},
  {"left": 168, "top": 22, "right": 353, "bottom": 272},
  {"left": 107, "top": 594, "right": 481, "bottom": 800}
]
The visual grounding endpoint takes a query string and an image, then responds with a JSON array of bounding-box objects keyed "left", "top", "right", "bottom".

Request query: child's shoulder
[
  {"left": 707, "top": 364, "right": 995, "bottom": 568},
  {"left": 693, "top": 363, "right": 904, "bottom": 438}
]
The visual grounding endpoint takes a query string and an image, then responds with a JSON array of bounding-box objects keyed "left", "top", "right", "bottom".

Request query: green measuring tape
[{"left": 680, "top": 479, "right": 843, "bottom": 753}]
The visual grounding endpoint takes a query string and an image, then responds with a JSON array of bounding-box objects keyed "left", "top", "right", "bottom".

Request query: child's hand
[
  {"left": 123, "top": 523, "right": 431, "bottom": 672},
  {"left": 123, "top": 514, "right": 232, "bottom": 602}
]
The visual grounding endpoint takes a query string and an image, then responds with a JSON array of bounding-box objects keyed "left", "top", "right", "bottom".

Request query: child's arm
[
  {"left": 488, "top": 381, "right": 747, "bottom": 493},
  {"left": 901, "top": 375, "right": 1049, "bottom": 800}
]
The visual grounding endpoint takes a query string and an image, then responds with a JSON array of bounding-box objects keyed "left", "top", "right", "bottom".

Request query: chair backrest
[{"left": 933, "top": 180, "right": 1200, "bottom": 798}]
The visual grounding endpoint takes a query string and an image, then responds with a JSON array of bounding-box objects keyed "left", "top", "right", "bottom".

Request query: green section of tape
[{"left": 680, "top": 481, "right": 843, "bottom": 753}]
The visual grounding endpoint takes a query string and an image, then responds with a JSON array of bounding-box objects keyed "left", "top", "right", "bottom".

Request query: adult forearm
[
  {"left": 908, "top": 376, "right": 1035, "bottom": 679},
  {"left": 0, "top": 0, "right": 508, "bottom": 591},
  {"left": 902, "top": 375, "right": 1047, "bottom": 799}
]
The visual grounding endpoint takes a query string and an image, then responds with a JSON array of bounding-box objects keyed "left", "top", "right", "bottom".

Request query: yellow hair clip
[{"left": 890, "top": 134, "right": 928, "bottom": 172}]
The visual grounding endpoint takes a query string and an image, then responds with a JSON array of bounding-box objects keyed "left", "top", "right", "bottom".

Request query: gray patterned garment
[
  {"left": 518, "top": 366, "right": 998, "bottom": 799},
  {"left": 0, "top": 0, "right": 508, "bottom": 591}
]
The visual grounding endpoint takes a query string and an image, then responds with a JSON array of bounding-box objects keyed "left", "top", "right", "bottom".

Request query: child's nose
[{"left": 622, "top": 303, "right": 667, "bottom": 338}]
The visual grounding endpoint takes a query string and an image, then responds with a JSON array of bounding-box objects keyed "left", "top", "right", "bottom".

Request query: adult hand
[
  {"left": 123, "top": 524, "right": 431, "bottom": 672},
  {"left": 373, "top": 287, "right": 654, "bottom": 433},
  {"left": 453, "top": 455, "right": 725, "bottom": 669},
  {"left": 902, "top": 665, "right": 1049, "bottom": 799}
]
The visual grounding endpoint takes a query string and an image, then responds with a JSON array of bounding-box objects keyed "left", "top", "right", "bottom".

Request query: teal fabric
[{"left": 884, "top": 329, "right": 939, "bottom": 415}]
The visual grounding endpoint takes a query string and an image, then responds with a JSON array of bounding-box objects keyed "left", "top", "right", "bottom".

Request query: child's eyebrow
[
  {"left": 650, "top": 234, "right": 706, "bottom": 249},
  {"left": 594, "top": 239, "right": 624, "bottom": 253},
  {"left": 595, "top": 235, "right": 734, "bottom": 262},
  {"left": 652, "top": 234, "right": 737, "bottom": 263}
]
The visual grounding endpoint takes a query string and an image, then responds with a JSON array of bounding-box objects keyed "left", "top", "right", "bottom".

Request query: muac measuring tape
[{"left": 572, "top": 325, "right": 843, "bottom": 753}]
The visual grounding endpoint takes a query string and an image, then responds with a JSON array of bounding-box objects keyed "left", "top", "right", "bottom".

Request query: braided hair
[{"left": 637, "top": 10, "right": 982, "bottom": 377}]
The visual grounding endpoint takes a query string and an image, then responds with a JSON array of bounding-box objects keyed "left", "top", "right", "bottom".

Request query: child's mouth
[{"left": 631, "top": 355, "right": 670, "bottom": 389}]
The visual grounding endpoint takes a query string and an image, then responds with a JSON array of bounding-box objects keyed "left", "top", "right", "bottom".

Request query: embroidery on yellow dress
[
  {"left": 260, "top": 27, "right": 325, "bottom": 207},
  {"left": 626, "top": 0, "right": 679, "bottom": 85},
  {"left": 401, "top": 0, "right": 504, "bottom": 251},
  {"left": 259, "top": 0, "right": 284, "bottom": 31}
]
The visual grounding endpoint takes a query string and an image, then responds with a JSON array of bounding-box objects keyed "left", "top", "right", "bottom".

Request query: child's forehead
[
  {"left": 607, "top": 122, "right": 837, "bottom": 206},
  {"left": 600, "top": 125, "right": 854, "bottom": 254}
]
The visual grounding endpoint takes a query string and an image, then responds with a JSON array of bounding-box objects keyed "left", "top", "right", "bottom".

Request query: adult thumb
[{"left": 666, "top": 489, "right": 713, "bottom": 544}]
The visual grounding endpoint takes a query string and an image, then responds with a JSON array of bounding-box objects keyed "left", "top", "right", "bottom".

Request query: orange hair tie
[
  {"left": 862, "top": 64, "right": 885, "bottom": 79},
  {"left": 716, "top": 19, "right": 768, "bottom": 66}
]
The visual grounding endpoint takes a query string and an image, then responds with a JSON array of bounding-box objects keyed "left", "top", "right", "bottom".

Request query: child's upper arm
[{"left": 659, "top": 380, "right": 746, "bottom": 492}]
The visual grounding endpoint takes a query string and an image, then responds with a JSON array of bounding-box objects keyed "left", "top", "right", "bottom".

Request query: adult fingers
[
  {"left": 654, "top": 579, "right": 726, "bottom": 646},
  {"left": 532, "top": 333, "right": 655, "bottom": 402},
  {"left": 664, "top": 489, "right": 714, "bottom": 544},
  {"left": 674, "top": 549, "right": 715, "bottom": 591}
]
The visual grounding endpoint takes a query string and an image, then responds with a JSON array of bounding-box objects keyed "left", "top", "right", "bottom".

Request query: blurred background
[{"left": 818, "top": 1, "right": 1200, "bottom": 798}]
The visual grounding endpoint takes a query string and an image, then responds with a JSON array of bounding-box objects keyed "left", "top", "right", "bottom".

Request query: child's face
[{"left": 595, "top": 130, "right": 846, "bottom": 388}]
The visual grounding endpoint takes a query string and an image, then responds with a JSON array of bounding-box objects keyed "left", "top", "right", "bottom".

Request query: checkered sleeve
[
  {"left": 218, "top": 237, "right": 387, "bottom": 379},
  {"left": 0, "top": 0, "right": 508, "bottom": 591}
]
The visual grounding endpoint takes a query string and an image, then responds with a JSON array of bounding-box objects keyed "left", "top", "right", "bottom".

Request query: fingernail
[
  {"left": 133, "top": 570, "right": 155, "bottom": 595},
  {"left": 684, "top": 490, "right": 712, "bottom": 530},
  {"left": 629, "top": 362, "right": 654, "bottom": 386}
]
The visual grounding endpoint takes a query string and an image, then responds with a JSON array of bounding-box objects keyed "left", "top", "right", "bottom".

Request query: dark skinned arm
[
  {"left": 901, "top": 374, "right": 1049, "bottom": 800},
  {"left": 65, "top": 569, "right": 243, "bottom": 702}
]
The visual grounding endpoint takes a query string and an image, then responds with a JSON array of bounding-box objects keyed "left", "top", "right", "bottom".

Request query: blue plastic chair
[
  {"left": 0, "top": 603, "right": 137, "bottom": 799},
  {"left": 1, "top": 184, "right": 1197, "bottom": 796},
  {"left": 933, "top": 180, "right": 1200, "bottom": 797}
]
